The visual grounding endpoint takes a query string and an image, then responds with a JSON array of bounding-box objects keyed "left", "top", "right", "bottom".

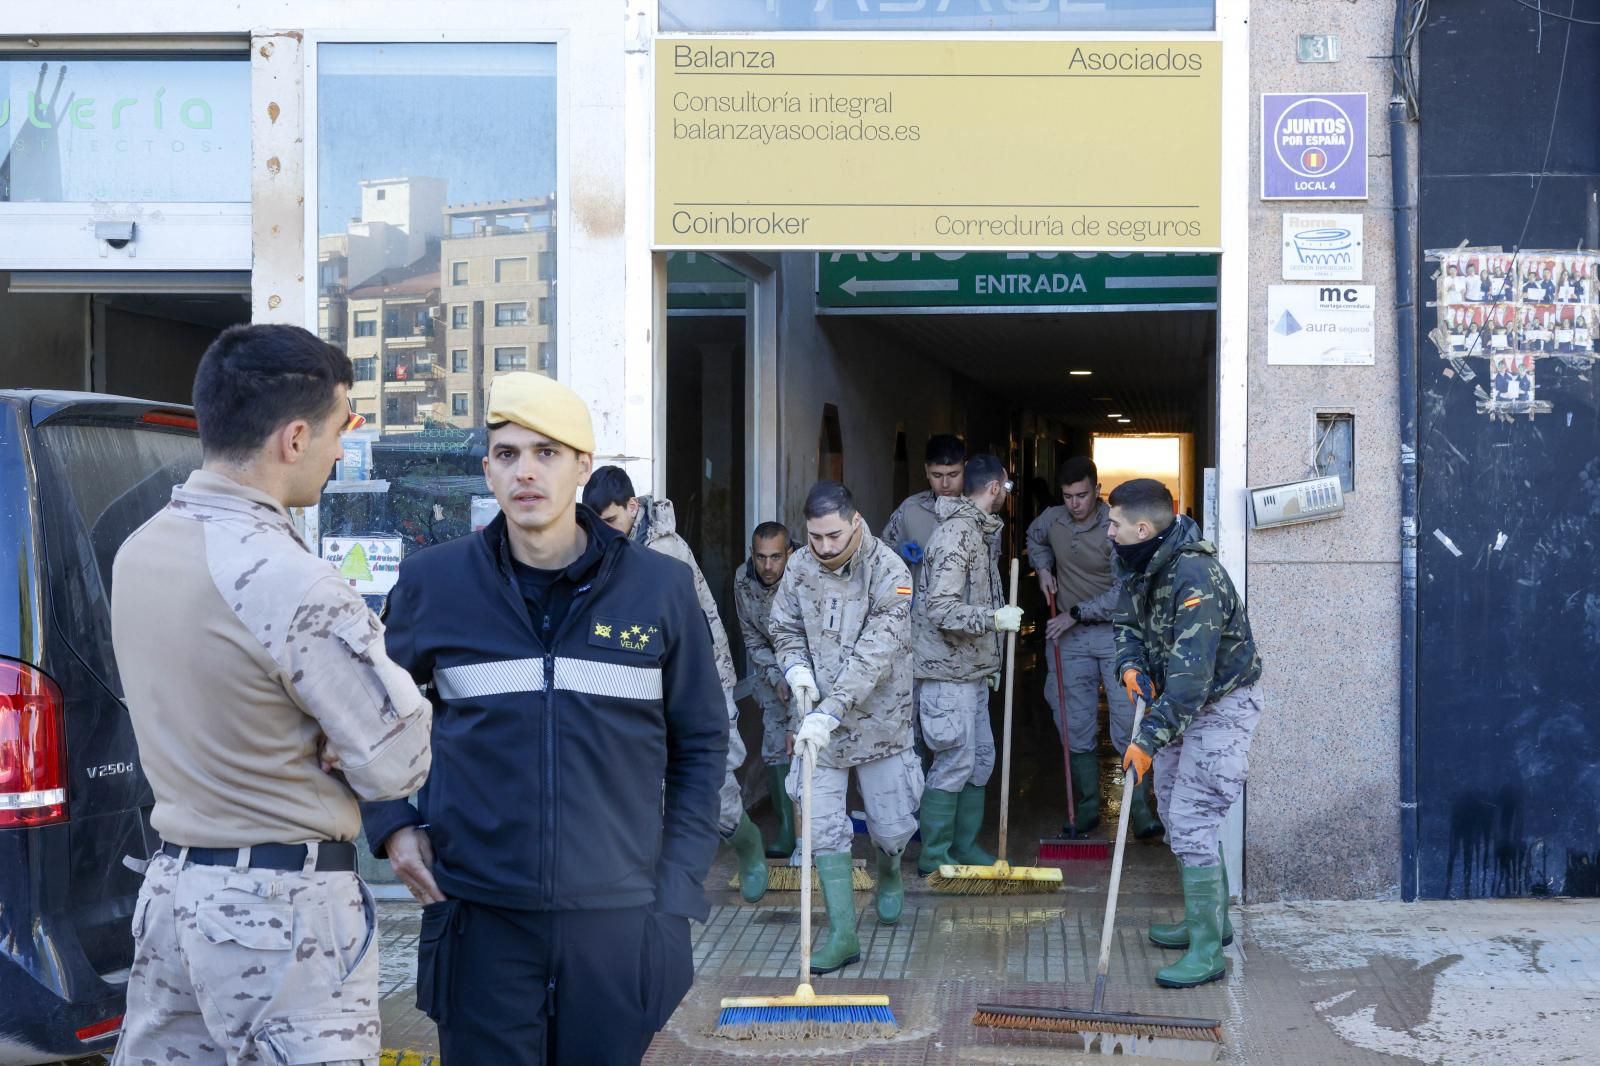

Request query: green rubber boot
[
  {"left": 1129, "top": 775, "right": 1165, "bottom": 840},
  {"left": 765, "top": 763, "right": 797, "bottom": 858},
  {"left": 875, "top": 848, "right": 904, "bottom": 925},
  {"left": 810, "top": 852, "right": 862, "bottom": 974},
  {"left": 1155, "top": 863, "right": 1228, "bottom": 988},
  {"left": 915, "top": 788, "right": 960, "bottom": 875},
  {"left": 1150, "top": 853, "right": 1234, "bottom": 948},
  {"left": 1065, "top": 752, "right": 1101, "bottom": 835},
  {"left": 728, "top": 814, "right": 769, "bottom": 904},
  {"left": 950, "top": 784, "right": 997, "bottom": 866}
]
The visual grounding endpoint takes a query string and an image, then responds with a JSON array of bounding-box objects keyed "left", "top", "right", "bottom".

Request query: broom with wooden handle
[
  {"left": 973, "top": 698, "right": 1224, "bottom": 1059},
  {"left": 928, "top": 558, "right": 1062, "bottom": 895},
  {"left": 714, "top": 691, "right": 898, "bottom": 1040}
]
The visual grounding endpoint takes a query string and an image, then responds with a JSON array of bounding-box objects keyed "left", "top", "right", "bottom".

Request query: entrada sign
[{"left": 817, "top": 252, "right": 1219, "bottom": 310}]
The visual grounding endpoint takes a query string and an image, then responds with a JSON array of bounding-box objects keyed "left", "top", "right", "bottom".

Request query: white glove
[
  {"left": 793, "top": 709, "right": 839, "bottom": 764},
  {"left": 993, "top": 606, "right": 1024, "bottom": 633},
  {"left": 785, "top": 663, "right": 820, "bottom": 706}
]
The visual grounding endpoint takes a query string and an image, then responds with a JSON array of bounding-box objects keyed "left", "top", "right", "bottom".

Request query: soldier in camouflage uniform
[
  {"left": 769, "top": 481, "right": 924, "bottom": 973},
  {"left": 911, "top": 455, "right": 1022, "bottom": 875},
  {"left": 584, "top": 467, "right": 770, "bottom": 903},
  {"left": 733, "top": 521, "right": 799, "bottom": 858},
  {"left": 110, "top": 325, "right": 433, "bottom": 1066},
  {"left": 881, "top": 432, "right": 967, "bottom": 587},
  {"left": 1108, "top": 478, "right": 1264, "bottom": 990},
  {"left": 1026, "top": 456, "right": 1163, "bottom": 839}
]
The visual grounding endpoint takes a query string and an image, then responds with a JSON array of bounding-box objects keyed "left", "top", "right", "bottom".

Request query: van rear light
[
  {"left": 142, "top": 410, "right": 198, "bottom": 430},
  {"left": 0, "top": 660, "right": 68, "bottom": 828},
  {"left": 75, "top": 1014, "right": 123, "bottom": 1041}
]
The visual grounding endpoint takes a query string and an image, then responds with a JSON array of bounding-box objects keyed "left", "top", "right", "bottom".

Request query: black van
[{"left": 0, "top": 391, "right": 201, "bottom": 1064}]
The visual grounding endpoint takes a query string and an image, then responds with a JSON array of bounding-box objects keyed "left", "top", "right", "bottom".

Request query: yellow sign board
[{"left": 654, "top": 36, "right": 1222, "bottom": 252}]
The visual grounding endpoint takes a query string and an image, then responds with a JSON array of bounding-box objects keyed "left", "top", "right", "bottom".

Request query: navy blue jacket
[{"left": 361, "top": 507, "right": 728, "bottom": 920}]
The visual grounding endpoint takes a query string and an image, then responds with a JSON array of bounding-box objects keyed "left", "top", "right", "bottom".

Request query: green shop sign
[{"left": 816, "top": 251, "right": 1218, "bottom": 311}]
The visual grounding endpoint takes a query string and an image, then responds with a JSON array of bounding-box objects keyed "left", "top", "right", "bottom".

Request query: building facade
[{"left": 3, "top": 0, "right": 1586, "bottom": 903}]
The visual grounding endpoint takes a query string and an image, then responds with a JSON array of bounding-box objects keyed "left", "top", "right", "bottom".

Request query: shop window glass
[{"left": 0, "top": 55, "right": 250, "bottom": 203}]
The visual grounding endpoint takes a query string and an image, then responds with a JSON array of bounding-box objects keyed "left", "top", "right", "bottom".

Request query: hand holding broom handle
[
  {"left": 1092, "top": 696, "right": 1148, "bottom": 1015},
  {"left": 797, "top": 690, "right": 815, "bottom": 997},
  {"left": 996, "top": 557, "right": 1020, "bottom": 866}
]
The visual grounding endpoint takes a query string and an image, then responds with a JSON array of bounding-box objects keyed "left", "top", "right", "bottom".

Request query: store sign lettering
[{"left": 0, "top": 91, "right": 214, "bottom": 130}]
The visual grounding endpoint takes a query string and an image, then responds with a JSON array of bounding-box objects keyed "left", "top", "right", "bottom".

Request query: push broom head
[
  {"left": 1037, "top": 836, "right": 1112, "bottom": 863},
  {"left": 735, "top": 861, "right": 874, "bottom": 893},
  {"left": 715, "top": 984, "right": 898, "bottom": 1041},
  {"left": 927, "top": 860, "right": 1064, "bottom": 895},
  {"left": 973, "top": 1003, "right": 1223, "bottom": 1061}
]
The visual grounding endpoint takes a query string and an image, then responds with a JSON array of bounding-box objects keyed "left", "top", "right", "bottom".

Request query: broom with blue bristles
[{"left": 714, "top": 692, "right": 898, "bottom": 1040}]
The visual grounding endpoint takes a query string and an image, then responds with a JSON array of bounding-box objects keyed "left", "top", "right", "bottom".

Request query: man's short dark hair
[
  {"left": 191, "top": 324, "right": 354, "bottom": 462},
  {"left": 964, "top": 454, "right": 1006, "bottom": 496},
  {"left": 804, "top": 480, "right": 857, "bottom": 521},
  {"left": 1108, "top": 478, "right": 1175, "bottom": 531},
  {"left": 1057, "top": 456, "right": 1098, "bottom": 489},
  {"left": 753, "top": 521, "right": 789, "bottom": 543},
  {"left": 924, "top": 433, "right": 966, "bottom": 467},
  {"left": 582, "top": 465, "right": 636, "bottom": 513}
]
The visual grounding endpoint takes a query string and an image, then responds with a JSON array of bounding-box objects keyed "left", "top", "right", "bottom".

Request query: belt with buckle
[{"left": 160, "top": 841, "right": 358, "bottom": 872}]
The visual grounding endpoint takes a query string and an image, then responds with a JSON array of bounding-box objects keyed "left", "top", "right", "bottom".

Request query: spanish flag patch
[
  {"left": 896, "top": 585, "right": 913, "bottom": 596},
  {"left": 1182, "top": 596, "right": 1203, "bottom": 609}
]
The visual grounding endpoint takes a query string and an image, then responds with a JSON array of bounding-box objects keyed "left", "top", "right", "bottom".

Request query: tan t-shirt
[{"left": 112, "top": 470, "right": 432, "bottom": 847}]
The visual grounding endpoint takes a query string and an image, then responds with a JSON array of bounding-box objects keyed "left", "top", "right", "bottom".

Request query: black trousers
[{"left": 416, "top": 900, "right": 694, "bottom": 1065}]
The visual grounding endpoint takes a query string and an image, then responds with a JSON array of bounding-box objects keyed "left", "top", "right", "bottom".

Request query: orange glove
[
  {"left": 1121, "top": 667, "right": 1157, "bottom": 706},
  {"left": 1122, "top": 743, "right": 1153, "bottom": 785}
]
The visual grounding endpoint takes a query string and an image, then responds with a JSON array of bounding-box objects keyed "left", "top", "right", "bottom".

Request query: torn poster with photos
[{"left": 1427, "top": 246, "right": 1592, "bottom": 420}]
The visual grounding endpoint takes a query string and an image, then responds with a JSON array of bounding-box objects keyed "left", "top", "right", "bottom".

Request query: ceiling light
[
  {"left": 1106, "top": 413, "right": 1122, "bottom": 419},
  {"left": 1069, "top": 369, "right": 1093, "bottom": 376},
  {"left": 1117, "top": 418, "right": 1132, "bottom": 424}
]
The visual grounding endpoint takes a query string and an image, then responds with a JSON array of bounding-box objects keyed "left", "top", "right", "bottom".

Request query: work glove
[
  {"left": 785, "top": 664, "right": 820, "bottom": 707},
  {"left": 993, "top": 606, "right": 1024, "bottom": 633},
  {"left": 986, "top": 673, "right": 1001, "bottom": 693},
  {"left": 899, "top": 541, "right": 924, "bottom": 565},
  {"left": 1121, "top": 667, "right": 1157, "bottom": 706},
  {"left": 794, "top": 708, "right": 840, "bottom": 764},
  {"left": 1122, "top": 742, "right": 1154, "bottom": 785}
]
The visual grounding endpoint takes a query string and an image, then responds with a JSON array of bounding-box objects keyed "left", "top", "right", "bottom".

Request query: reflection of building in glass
[
  {"left": 322, "top": 183, "right": 555, "bottom": 431},
  {"left": 441, "top": 197, "right": 557, "bottom": 426}
]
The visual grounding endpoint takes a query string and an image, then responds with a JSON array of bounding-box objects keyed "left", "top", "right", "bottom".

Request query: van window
[{"left": 34, "top": 422, "right": 202, "bottom": 696}]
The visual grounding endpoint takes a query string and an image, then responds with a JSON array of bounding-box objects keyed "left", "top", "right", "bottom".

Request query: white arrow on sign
[{"left": 839, "top": 276, "right": 961, "bottom": 298}]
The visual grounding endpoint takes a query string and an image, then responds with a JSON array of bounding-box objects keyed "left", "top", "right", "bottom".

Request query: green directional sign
[
  {"left": 816, "top": 252, "right": 1218, "bottom": 310},
  {"left": 667, "top": 251, "right": 746, "bottom": 311}
]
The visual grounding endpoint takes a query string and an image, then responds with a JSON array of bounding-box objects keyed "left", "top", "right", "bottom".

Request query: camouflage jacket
[
  {"left": 768, "top": 525, "right": 915, "bottom": 768},
  {"left": 733, "top": 559, "right": 786, "bottom": 716},
  {"left": 912, "top": 496, "right": 1004, "bottom": 682},
  {"left": 884, "top": 489, "right": 1000, "bottom": 597},
  {"left": 633, "top": 495, "right": 738, "bottom": 693},
  {"left": 1112, "top": 515, "right": 1263, "bottom": 753}
]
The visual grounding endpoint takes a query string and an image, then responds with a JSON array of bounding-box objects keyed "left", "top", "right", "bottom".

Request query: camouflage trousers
[
  {"left": 757, "top": 690, "right": 791, "bottom": 765},
  {"left": 918, "top": 678, "right": 996, "bottom": 792},
  {"left": 113, "top": 848, "right": 380, "bottom": 1066},
  {"left": 719, "top": 691, "right": 748, "bottom": 836},
  {"left": 1045, "top": 623, "right": 1132, "bottom": 754},
  {"left": 1151, "top": 682, "right": 1264, "bottom": 867},
  {"left": 788, "top": 747, "right": 925, "bottom": 855}
]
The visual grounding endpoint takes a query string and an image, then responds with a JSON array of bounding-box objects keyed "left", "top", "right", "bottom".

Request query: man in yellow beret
[{"left": 361, "top": 371, "right": 729, "bottom": 1064}]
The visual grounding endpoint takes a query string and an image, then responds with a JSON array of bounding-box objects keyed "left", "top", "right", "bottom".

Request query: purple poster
[{"left": 1261, "top": 93, "right": 1368, "bottom": 201}]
